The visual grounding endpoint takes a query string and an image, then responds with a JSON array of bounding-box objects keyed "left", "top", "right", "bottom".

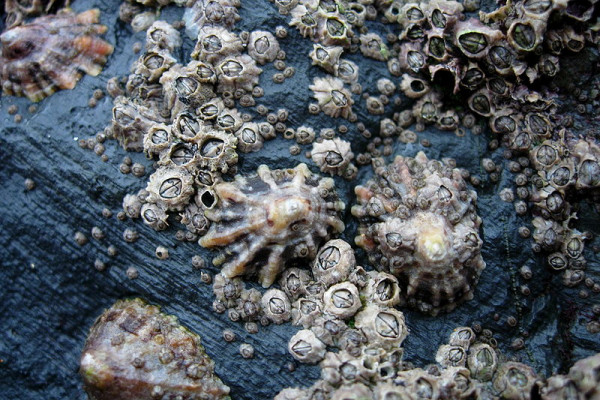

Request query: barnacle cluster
[
  {"left": 80, "top": 298, "right": 230, "bottom": 400},
  {"left": 352, "top": 151, "right": 485, "bottom": 315},
  {"left": 0, "top": 9, "right": 114, "bottom": 102},
  {"left": 4, "top": 0, "right": 70, "bottom": 27}
]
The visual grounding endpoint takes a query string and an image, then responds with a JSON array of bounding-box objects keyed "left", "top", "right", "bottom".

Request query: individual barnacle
[
  {"left": 289, "top": 5, "right": 319, "bottom": 39},
  {"left": 311, "top": 315, "right": 347, "bottom": 346},
  {"left": 467, "top": 343, "right": 497, "bottom": 381},
  {"left": 373, "top": 381, "right": 414, "bottom": 399},
  {"left": 436, "top": 344, "right": 467, "bottom": 368},
  {"left": 79, "top": 298, "right": 230, "bottom": 400},
  {"left": 427, "top": 0, "right": 464, "bottom": 30},
  {"left": 352, "top": 152, "right": 485, "bottom": 315},
  {"left": 560, "top": 26, "right": 585, "bottom": 52},
  {"left": 143, "top": 124, "right": 172, "bottom": 158},
  {"left": 400, "top": 74, "right": 430, "bottom": 99},
  {"left": 567, "top": 352, "right": 600, "bottom": 394},
  {"left": 235, "top": 122, "right": 264, "bottom": 152},
  {"left": 216, "top": 54, "right": 262, "bottom": 93},
  {"left": 468, "top": 88, "right": 494, "bottom": 117},
  {"left": 122, "top": 194, "right": 143, "bottom": 219},
  {"left": 507, "top": 19, "right": 544, "bottom": 53},
  {"left": 200, "top": 163, "right": 345, "bottom": 287},
  {"left": 215, "top": 108, "right": 243, "bottom": 132},
  {"left": 359, "top": 33, "right": 388, "bottom": 61},
  {"left": 213, "top": 273, "right": 244, "bottom": 308},
  {"left": 146, "top": 166, "right": 195, "bottom": 211},
  {"left": 194, "top": 130, "right": 239, "bottom": 173},
  {"left": 397, "top": 3, "right": 427, "bottom": 27},
  {"left": 172, "top": 113, "right": 207, "bottom": 143},
  {"left": 179, "top": 192, "right": 213, "bottom": 235},
  {"left": 334, "top": 59, "right": 359, "bottom": 83},
  {"left": 310, "top": 138, "right": 354, "bottom": 177},
  {"left": 366, "top": 96, "right": 385, "bottom": 115},
  {"left": 439, "top": 367, "right": 476, "bottom": 399},
  {"left": 140, "top": 203, "right": 169, "bottom": 231},
  {"left": 399, "top": 42, "right": 427, "bottom": 73},
  {"left": 317, "top": 14, "right": 352, "bottom": 47},
  {"left": 312, "top": 239, "right": 356, "bottom": 287},
  {"left": 448, "top": 327, "right": 475, "bottom": 349},
  {"left": 280, "top": 268, "right": 312, "bottom": 300},
  {"left": 310, "top": 44, "right": 344, "bottom": 73},
  {"left": 134, "top": 51, "right": 177, "bottom": 83},
  {"left": 145, "top": 21, "right": 182, "bottom": 53},
  {"left": 292, "top": 298, "right": 323, "bottom": 328},
  {"left": 183, "top": 0, "right": 240, "bottom": 38},
  {"left": 273, "top": 0, "right": 299, "bottom": 15},
  {"left": 160, "top": 63, "right": 217, "bottom": 115},
  {"left": 493, "top": 362, "right": 539, "bottom": 400},
  {"left": 414, "top": 92, "right": 442, "bottom": 124},
  {"left": 354, "top": 305, "right": 408, "bottom": 350},
  {"left": 295, "top": 126, "right": 316, "bottom": 144},
  {"left": 310, "top": 76, "right": 354, "bottom": 119},
  {"left": 245, "top": 31, "right": 279, "bottom": 65},
  {"left": 288, "top": 329, "right": 326, "bottom": 364},
  {"left": 437, "top": 110, "right": 460, "bottom": 131},
  {"left": 395, "top": 369, "right": 440, "bottom": 399},
  {"left": 0, "top": 9, "right": 113, "bottom": 102},
  {"left": 454, "top": 20, "right": 503, "bottom": 59},
  {"left": 236, "top": 288, "right": 262, "bottom": 320},
  {"left": 323, "top": 282, "right": 361, "bottom": 319},
  {"left": 362, "top": 271, "right": 401, "bottom": 308},
  {"left": 320, "top": 350, "right": 375, "bottom": 386},
  {"left": 261, "top": 289, "right": 292, "bottom": 324},
  {"left": 532, "top": 217, "right": 564, "bottom": 251},
  {"left": 376, "top": 78, "right": 396, "bottom": 96},
  {"left": 192, "top": 26, "right": 244, "bottom": 64}
]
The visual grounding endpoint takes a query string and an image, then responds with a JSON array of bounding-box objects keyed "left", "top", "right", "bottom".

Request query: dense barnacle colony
[
  {"left": 352, "top": 151, "right": 485, "bottom": 315},
  {"left": 0, "top": 9, "right": 114, "bottom": 102},
  {"left": 80, "top": 298, "right": 230, "bottom": 400},
  {"left": 200, "top": 163, "right": 345, "bottom": 287}
]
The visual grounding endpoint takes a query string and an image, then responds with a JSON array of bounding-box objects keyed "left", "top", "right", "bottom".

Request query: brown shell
[
  {"left": 199, "top": 163, "right": 345, "bottom": 287},
  {"left": 0, "top": 9, "right": 113, "bottom": 102}
]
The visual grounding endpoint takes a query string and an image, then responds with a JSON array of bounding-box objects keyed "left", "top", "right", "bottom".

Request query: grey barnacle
[
  {"left": 193, "top": 129, "right": 239, "bottom": 174},
  {"left": 183, "top": 0, "right": 241, "bottom": 38},
  {"left": 352, "top": 151, "right": 485, "bottom": 315},
  {"left": 199, "top": 163, "right": 345, "bottom": 287},
  {"left": 310, "top": 44, "right": 344, "bottom": 73},
  {"left": 310, "top": 76, "right": 354, "bottom": 119},
  {"left": 354, "top": 305, "right": 408, "bottom": 350},
  {"left": 146, "top": 166, "right": 195, "bottom": 211},
  {"left": 247, "top": 31, "right": 280, "bottom": 65},
  {"left": 310, "top": 138, "right": 354, "bottom": 177},
  {"left": 215, "top": 54, "right": 262, "bottom": 93},
  {"left": 192, "top": 26, "right": 243, "bottom": 64},
  {"left": 493, "top": 362, "right": 539, "bottom": 400}
]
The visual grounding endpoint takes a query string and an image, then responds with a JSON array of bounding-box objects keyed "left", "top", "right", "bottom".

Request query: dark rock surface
[{"left": 0, "top": 0, "right": 599, "bottom": 399}]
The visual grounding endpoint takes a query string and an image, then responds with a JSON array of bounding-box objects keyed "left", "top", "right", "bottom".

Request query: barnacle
[
  {"left": 309, "top": 44, "right": 344, "bottom": 73},
  {"left": 79, "top": 298, "right": 230, "bottom": 400},
  {"left": 310, "top": 76, "right": 354, "bottom": 119},
  {"left": 310, "top": 138, "right": 354, "bottom": 177},
  {"left": 0, "top": 9, "right": 113, "bottom": 102},
  {"left": 183, "top": 0, "right": 241, "bottom": 38},
  {"left": 199, "top": 163, "right": 345, "bottom": 287},
  {"left": 493, "top": 362, "right": 539, "bottom": 400},
  {"left": 146, "top": 166, "right": 195, "bottom": 211},
  {"left": 247, "top": 31, "right": 280, "bottom": 65},
  {"left": 352, "top": 152, "right": 485, "bottom": 315},
  {"left": 215, "top": 54, "right": 262, "bottom": 93},
  {"left": 192, "top": 26, "right": 243, "bottom": 64}
]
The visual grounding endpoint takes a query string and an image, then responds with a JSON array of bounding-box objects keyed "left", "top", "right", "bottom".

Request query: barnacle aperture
[
  {"left": 352, "top": 151, "right": 485, "bottom": 315},
  {"left": 0, "top": 9, "right": 114, "bottom": 102},
  {"left": 79, "top": 298, "right": 230, "bottom": 400},
  {"left": 200, "top": 163, "right": 345, "bottom": 287}
]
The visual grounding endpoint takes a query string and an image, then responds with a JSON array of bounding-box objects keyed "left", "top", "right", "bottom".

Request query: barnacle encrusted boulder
[
  {"left": 79, "top": 298, "right": 230, "bottom": 400},
  {"left": 200, "top": 163, "right": 345, "bottom": 287},
  {"left": 352, "top": 151, "right": 485, "bottom": 315}
]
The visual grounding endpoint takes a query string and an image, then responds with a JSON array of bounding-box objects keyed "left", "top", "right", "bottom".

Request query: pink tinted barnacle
[{"left": 199, "top": 163, "right": 345, "bottom": 287}]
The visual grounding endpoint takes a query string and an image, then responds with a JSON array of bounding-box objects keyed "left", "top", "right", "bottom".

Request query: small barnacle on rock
[
  {"left": 311, "top": 239, "right": 356, "bottom": 288},
  {"left": 310, "top": 138, "right": 354, "bottom": 177},
  {"left": 247, "top": 31, "right": 280, "bottom": 65},
  {"left": 310, "top": 44, "right": 344, "bottom": 73},
  {"left": 79, "top": 298, "right": 230, "bottom": 400},
  {"left": 183, "top": 0, "right": 240, "bottom": 38},
  {"left": 323, "top": 282, "right": 361, "bottom": 319},
  {"left": 352, "top": 152, "right": 485, "bottom": 315},
  {"left": 310, "top": 76, "right": 354, "bottom": 119},
  {"left": 359, "top": 33, "right": 388, "bottom": 61},
  {"left": 334, "top": 59, "right": 359, "bottom": 83},
  {"left": 400, "top": 74, "right": 430, "bottom": 99},
  {"left": 146, "top": 167, "right": 195, "bottom": 211},
  {"left": 288, "top": 329, "right": 326, "bottom": 364},
  {"left": 261, "top": 288, "right": 292, "bottom": 324},
  {"left": 0, "top": 9, "right": 114, "bottom": 102},
  {"left": 493, "top": 362, "right": 539, "bottom": 400},
  {"left": 215, "top": 54, "right": 262, "bottom": 93},
  {"left": 200, "top": 163, "right": 345, "bottom": 287},
  {"left": 362, "top": 271, "right": 401, "bottom": 308},
  {"left": 354, "top": 305, "right": 408, "bottom": 350},
  {"left": 289, "top": 5, "right": 319, "bottom": 39},
  {"left": 192, "top": 26, "right": 243, "bottom": 64}
]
